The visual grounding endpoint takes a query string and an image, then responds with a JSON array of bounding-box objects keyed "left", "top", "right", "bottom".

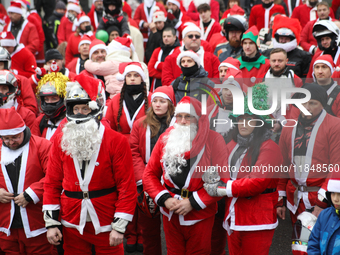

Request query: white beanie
[{"left": 176, "top": 50, "right": 201, "bottom": 68}]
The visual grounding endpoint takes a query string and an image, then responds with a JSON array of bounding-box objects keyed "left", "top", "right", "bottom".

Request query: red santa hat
[
  {"left": 221, "top": 68, "right": 243, "bottom": 90},
  {"left": 152, "top": 11, "right": 166, "bottom": 23},
  {"left": 272, "top": 15, "right": 301, "bottom": 44},
  {"left": 151, "top": 86, "right": 176, "bottom": 105},
  {"left": 72, "top": 73, "right": 101, "bottom": 110},
  {"left": 7, "top": 1, "right": 23, "bottom": 15},
  {"left": 328, "top": 177, "right": 340, "bottom": 193},
  {"left": 78, "top": 35, "right": 91, "bottom": 50},
  {"left": 109, "top": 37, "right": 135, "bottom": 53},
  {"left": 167, "top": 0, "right": 181, "bottom": 8},
  {"left": 218, "top": 57, "right": 241, "bottom": 71},
  {"left": 229, "top": 5, "right": 245, "bottom": 16},
  {"left": 89, "top": 39, "right": 107, "bottom": 60},
  {"left": 313, "top": 54, "right": 336, "bottom": 74},
  {"left": 174, "top": 96, "right": 200, "bottom": 120},
  {"left": 116, "top": 62, "right": 146, "bottom": 82},
  {"left": 0, "top": 31, "right": 17, "bottom": 47},
  {"left": 182, "top": 24, "right": 201, "bottom": 39},
  {"left": 177, "top": 50, "right": 201, "bottom": 68},
  {"left": 77, "top": 13, "right": 91, "bottom": 26},
  {"left": 67, "top": 2, "right": 81, "bottom": 14},
  {"left": 0, "top": 107, "right": 26, "bottom": 136}
]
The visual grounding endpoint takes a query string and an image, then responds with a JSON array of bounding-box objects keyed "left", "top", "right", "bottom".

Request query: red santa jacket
[
  {"left": 209, "top": 32, "right": 227, "bottom": 53},
  {"left": 65, "top": 33, "right": 95, "bottom": 66},
  {"left": 199, "top": 18, "right": 221, "bottom": 42},
  {"left": 31, "top": 114, "right": 64, "bottom": 141},
  {"left": 4, "top": 19, "right": 39, "bottom": 55},
  {"left": 173, "top": 11, "right": 192, "bottom": 41},
  {"left": 249, "top": 4, "right": 286, "bottom": 31},
  {"left": 283, "top": 0, "right": 303, "bottom": 17},
  {"left": 162, "top": 45, "right": 220, "bottom": 86},
  {"left": 57, "top": 16, "right": 74, "bottom": 44},
  {"left": 133, "top": 2, "right": 166, "bottom": 43},
  {"left": 88, "top": 5, "right": 102, "bottom": 31},
  {"left": 10, "top": 44, "right": 36, "bottom": 79},
  {"left": 291, "top": 4, "right": 335, "bottom": 28},
  {"left": 143, "top": 126, "right": 228, "bottom": 225},
  {"left": 0, "top": 135, "right": 51, "bottom": 238},
  {"left": 43, "top": 124, "right": 137, "bottom": 234},
  {"left": 278, "top": 111, "right": 340, "bottom": 215},
  {"left": 105, "top": 92, "right": 151, "bottom": 140},
  {"left": 222, "top": 139, "right": 282, "bottom": 233},
  {"left": 27, "top": 11, "right": 45, "bottom": 65},
  {"left": 66, "top": 57, "right": 82, "bottom": 75},
  {"left": 187, "top": 0, "right": 219, "bottom": 21},
  {"left": 17, "top": 74, "right": 38, "bottom": 115},
  {"left": 3, "top": 102, "right": 36, "bottom": 130},
  {"left": 307, "top": 48, "right": 340, "bottom": 79}
]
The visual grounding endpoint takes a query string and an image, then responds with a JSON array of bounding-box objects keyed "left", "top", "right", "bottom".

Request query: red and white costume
[
  {"left": 283, "top": 0, "right": 303, "bottom": 17},
  {"left": 209, "top": 31, "right": 227, "bottom": 53},
  {"left": 249, "top": 3, "right": 286, "bottom": 31},
  {"left": 31, "top": 114, "right": 63, "bottom": 141},
  {"left": 17, "top": 74, "right": 39, "bottom": 115},
  {"left": 26, "top": 11, "right": 45, "bottom": 66},
  {"left": 307, "top": 48, "right": 340, "bottom": 79},
  {"left": 10, "top": 44, "right": 36, "bottom": 79},
  {"left": 278, "top": 111, "right": 340, "bottom": 224},
  {"left": 199, "top": 18, "right": 221, "bottom": 42},
  {"left": 57, "top": 2, "right": 81, "bottom": 44},
  {"left": 187, "top": 0, "right": 219, "bottom": 21}
]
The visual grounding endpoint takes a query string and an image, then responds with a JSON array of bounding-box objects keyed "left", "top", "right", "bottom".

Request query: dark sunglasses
[{"left": 187, "top": 34, "right": 201, "bottom": 39}]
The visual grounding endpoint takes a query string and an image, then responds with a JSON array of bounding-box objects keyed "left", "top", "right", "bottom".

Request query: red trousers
[
  {"left": 63, "top": 223, "right": 124, "bottom": 255},
  {"left": 0, "top": 228, "right": 51, "bottom": 255},
  {"left": 124, "top": 205, "right": 142, "bottom": 245},
  {"left": 211, "top": 215, "right": 227, "bottom": 255},
  {"left": 163, "top": 214, "right": 215, "bottom": 255},
  {"left": 227, "top": 229, "right": 275, "bottom": 255},
  {"left": 139, "top": 209, "right": 162, "bottom": 255}
]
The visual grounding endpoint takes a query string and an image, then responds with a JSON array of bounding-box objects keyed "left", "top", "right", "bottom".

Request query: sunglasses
[{"left": 187, "top": 34, "right": 201, "bottom": 39}]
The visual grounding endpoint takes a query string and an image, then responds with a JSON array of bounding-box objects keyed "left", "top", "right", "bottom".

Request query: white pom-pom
[
  {"left": 88, "top": 100, "right": 99, "bottom": 110},
  {"left": 227, "top": 75, "right": 234, "bottom": 82},
  {"left": 336, "top": 66, "right": 340, "bottom": 72},
  {"left": 251, "top": 77, "right": 256, "bottom": 83},
  {"left": 35, "top": 67, "right": 42, "bottom": 76},
  {"left": 116, "top": 73, "right": 125, "bottom": 81}
]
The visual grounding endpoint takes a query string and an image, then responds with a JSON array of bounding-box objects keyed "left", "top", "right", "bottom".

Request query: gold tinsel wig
[{"left": 36, "top": 72, "right": 69, "bottom": 98}]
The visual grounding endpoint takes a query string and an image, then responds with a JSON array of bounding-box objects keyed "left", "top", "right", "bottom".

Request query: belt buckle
[
  {"left": 181, "top": 189, "right": 189, "bottom": 198},
  {"left": 299, "top": 186, "right": 307, "bottom": 192},
  {"left": 83, "top": 191, "right": 89, "bottom": 199}
]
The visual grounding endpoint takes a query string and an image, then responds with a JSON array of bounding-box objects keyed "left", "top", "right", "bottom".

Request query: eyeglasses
[
  {"left": 187, "top": 34, "right": 201, "bottom": 39},
  {"left": 176, "top": 114, "right": 193, "bottom": 121},
  {"left": 2, "top": 136, "right": 22, "bottom": 142}
]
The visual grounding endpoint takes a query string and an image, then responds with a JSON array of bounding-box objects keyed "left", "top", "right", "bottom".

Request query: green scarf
[{"left": 237, "top": 54, "right": 267, "bottom": 71}]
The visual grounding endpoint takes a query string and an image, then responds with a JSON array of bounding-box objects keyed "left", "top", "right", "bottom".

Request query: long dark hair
[
  {"left": 228, "top": 120, "right": 270, "bottom": 167},
  {"left": 117, "top": 81, "right": 148, "bottom": 132}
]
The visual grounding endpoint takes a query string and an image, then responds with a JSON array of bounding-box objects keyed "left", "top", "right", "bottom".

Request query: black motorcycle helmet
[
  {"left": 223, "top": 15, "right": 248, "bottom": 40},
  {"left": 103, "top": 0, "right": 122, "bottom": 16}
]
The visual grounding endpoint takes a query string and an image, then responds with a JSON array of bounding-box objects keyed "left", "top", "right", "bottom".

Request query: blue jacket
[{"left": 308, "top": 207, "right": 340, "bottom": 255}]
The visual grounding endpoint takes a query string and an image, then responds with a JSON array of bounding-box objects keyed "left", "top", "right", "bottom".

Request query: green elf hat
[
  {"left": 229, "top": 83, "right": 273, "bottom": 128},
  {"left": 241, "top": 25, "right": 259, "bottom": 44}
]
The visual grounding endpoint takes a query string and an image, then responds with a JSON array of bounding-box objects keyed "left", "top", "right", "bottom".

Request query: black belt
[
  {"left": 261, "top": 188, "right": 276, "bottom": 194},
  {"left": 165, "top": 183, "right": 193, "bottom": 198},
  {"left": 64, "top": 186, "right": 116, "bottom": 199}
]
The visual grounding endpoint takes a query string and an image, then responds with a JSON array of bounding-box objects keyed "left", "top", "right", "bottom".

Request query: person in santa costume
[
  {"left": 197, "top": 3, "right": 221, "bottom": 43},
  {"left": 236, "top": 26, "right": 270, "bottom": 88},
  {"left": 291, "top": 54, "right": 340, "bottom": 119},
  {"left": 4, "top": 1, "right": 39, "bottom": 56},
  {"left": 57, "top": 1, "right": 82, "bottom": 44},
  {"left": 162, "top": 24, "right": 220, "bottom": 86},
  {"left": 307, "top": 20, "right": 340, "bottom": 79},
  {"left": 262, "top": 15, "right": 311, "bottom": 78},
  {"left": 203, "top": 83, "right": 283, "bottom": 255},
  {"left": 132, "top": 0, "right": 166, "bottom": 47},
  {"left": 85, "top": 37, "right": 149, "bottom": 97},
  {"left": 0, "top": 107, "right": 52, "bottom": 254},
  {"left": 0, "top": 70, "right": 35, "bottom": 130},
  {"left": 143, "top": 96, "right": 228, "bottom": 255},
  {"left": 0, "top": 46, "right": 38, "bottom": 115},
  {"left": 215, "top": 14, "right": 247, "bottom": 62},
  {"left": 291, "top": 0, "right": 335, "bottom": 28},
  {"left": 171, "top": 50, "right": 215, "bottom": 103},
  {"left": 88, "top": 0, "right": 104, "bottom": 31},
  {"left": 0, "top": 31, "right": 36, "bottom": 79},
  {"left": 129, "top": 86, "right": 175, "bottom": 254},
  {"left": 148, "top": 26, "right": 181, "bottom": 91},
  {"left": 66, "top": 35, "right": 91, "bottom": 75},
  {"left": 300, "top": 2, "right": 333, "bottom": 55},
  {"left": 65, "top": 14, "right": 94, "bottom": 65},
  {"left": 187, "top": 0, "right": 220, "bottom": 22},
  {"left": 249, "top": 0, "right": 285, "bottom": 31},
  {"left": 278, "top": 83, "right": 340, "bottom": 245},
  {"left": 31, "top": 71, "right": 69, "bottom": 141},
  {"left": 43, "top": 72, "right": 137, "bottom": 254}
]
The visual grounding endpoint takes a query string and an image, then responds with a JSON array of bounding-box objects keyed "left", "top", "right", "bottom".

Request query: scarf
[
  {"left": 238, "top": 51, "right": 267, "bottom": 71},
  {"left": 124, "top": 84, "right": 144, "bottom": 118}
]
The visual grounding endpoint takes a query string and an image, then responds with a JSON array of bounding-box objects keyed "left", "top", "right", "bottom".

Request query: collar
[{"left": 238, "top": 51, "right": 267, "bottom": 71}]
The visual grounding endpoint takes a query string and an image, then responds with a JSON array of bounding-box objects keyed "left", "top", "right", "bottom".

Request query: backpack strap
[{"left": 324, "top": 85, "right": 340, "bottom": 116}]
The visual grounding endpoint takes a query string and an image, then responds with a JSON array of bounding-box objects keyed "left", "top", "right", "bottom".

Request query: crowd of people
[{"left": 0, "top": 0, "right": 339, "bottom": 254}]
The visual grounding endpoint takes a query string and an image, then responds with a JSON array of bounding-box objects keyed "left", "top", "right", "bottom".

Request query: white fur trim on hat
[
  {"left": 89, "top": 44, "right": 107, "bottom": 60},
  {"left": 78, "top": 40, "right": 91, "bottom": 49},
  {"left": 328, "top": 179, "right": 340, "bottom": 193},
  {"left": 175, "top": 102, "right": 199, "bottom": 119},
  {"left": 313, "top": 59, "right": 334, "bottom": 74},
  {"left": 0, "top": 39, "right": 17, "bottom": 47},
  {"left": 151, "top": 92, "right": 172, "bottom": 103},
  {"left": 78, "top": 15, "right": 91, "bottom": 25},
  {"left": 153, "top": 11, "right": 167, "bottom": 23},
  {"left": 7, "top": 7, "right": 23, "bottom": 15},
  {"left": 116, "top": 64, "right": 146, "bottom": 82},
  {"left": 218, "top": 63, "right": 238, "bottom": 71},
  {"left": 0, "top": 125, "right": 26, "bottom": 136},
  {"left": 176, "top": 51, "right": 201, "bottom": 68},
  {"left": 182, "top": 25, "right": 201, "bottom": 39},
  {"left": 167, "top": 0, "right": 180, "bottom": 8},
  {"left": 67, "top": 3, "right": 81, "bottom": 13}
]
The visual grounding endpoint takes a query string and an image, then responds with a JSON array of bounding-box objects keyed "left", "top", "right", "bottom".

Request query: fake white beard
[
  {"left": 161, "top": 123, "right": 197, "bottom": 179},
  {"left": 272, "top": 38, "right": 298, "bottom": 53},
  {"left": 61, "top": 118, "right": 102, "bottom": 161}
]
